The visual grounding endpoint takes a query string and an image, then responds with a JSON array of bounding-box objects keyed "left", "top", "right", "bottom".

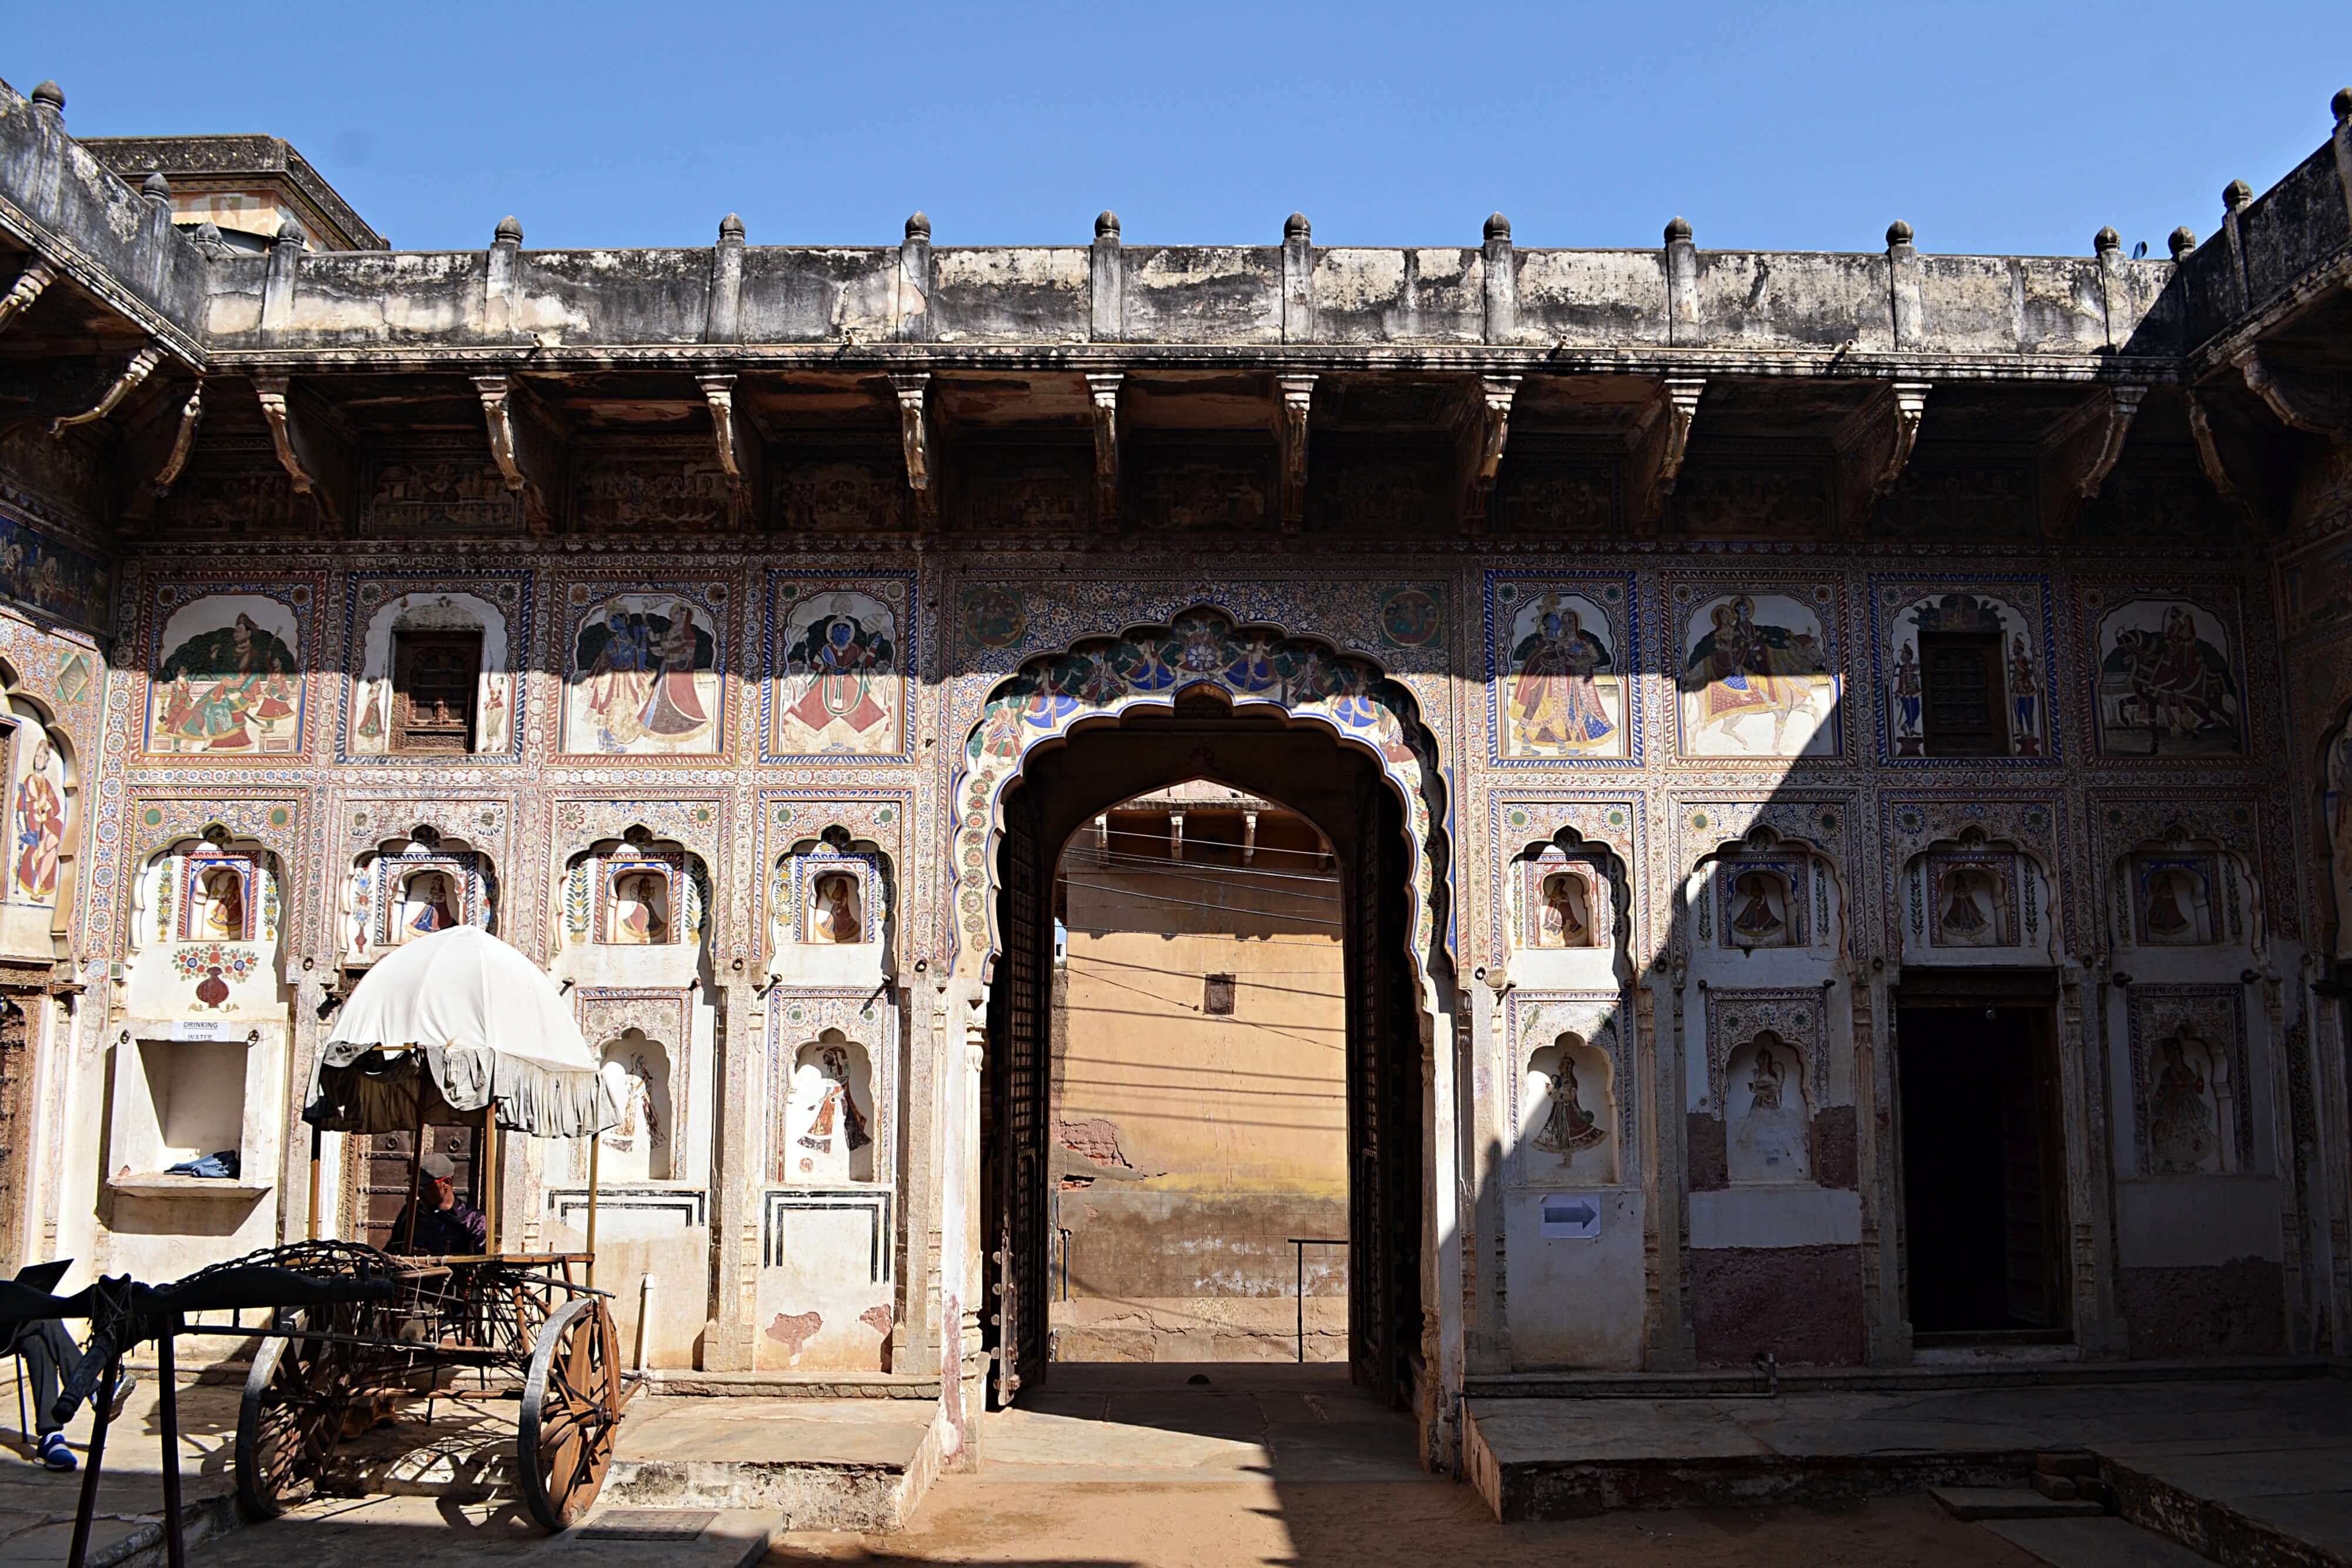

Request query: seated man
[
  {"left": 8, "top": 1318, "right": 133, "bottom": 1472},
  {"left": 391, "top": 1152, "right": 487, "bottom": 1256}
]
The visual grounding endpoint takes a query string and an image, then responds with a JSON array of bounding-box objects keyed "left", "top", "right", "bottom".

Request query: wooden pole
[
  {"left": 400, "top": 1056, "right": 428, "bottom": 1253},
  {"left": 156, "top": 1324, "right": 185, "bottom": 1568},
  {"left": 307, "top": 1126, "right": 322, "bottom": 1241},
  {"left": 585, "top": 1134, "right": 600, "bottom": 1291},
  {"left": 482, "top": 1102, "right": 499, "bottom": 1255}
]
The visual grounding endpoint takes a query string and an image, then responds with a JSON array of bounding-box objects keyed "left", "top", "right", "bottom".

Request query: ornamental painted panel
[
  {"left": 0, "top": 502, "right": 111, "bottom": 630},
  {"left": 1673, "top": 587, "right": 1840, "bottom": 759},
  {"left": 343, "top": 576, "right": 529, "bottom": 761},
  {"left": 6, "top": 716, "right": 66, "bottom": 911},
  {"left": 1486, "top": 574, "right": 1637, "bottom": 763},
  {"left": 2127, "top": 985, "right": 2251, "bottom": 1176},
  {"left": 559, "top": 584, "right": 729, "bottom": 758},
  {"left": 143, "top": 588, "right": 312, "bottom": 759},
  {"left": 2087, "top": 593, "right": 2245, "bottom": 759},
  {"left": 766, "top": 576, "right": 914, "bottom": 761},
  {"left": 1505, "top": 992, "right": 1633, "bottom": 1187},
  {"left": 1870, "top": 577, "right": 2054, "bottom": 763}
]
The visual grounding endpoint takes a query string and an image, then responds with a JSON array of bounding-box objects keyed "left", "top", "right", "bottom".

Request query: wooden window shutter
[{"left": 394, "top": 631, "right": 482, "bottom": 754}]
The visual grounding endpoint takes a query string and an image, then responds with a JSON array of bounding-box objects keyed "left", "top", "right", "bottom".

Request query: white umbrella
[{"left": 306, "top": 925, "right": 625, "bottom": 1260}]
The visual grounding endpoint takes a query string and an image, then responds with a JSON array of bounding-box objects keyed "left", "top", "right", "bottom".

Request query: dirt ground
[{"left": 772, "top": 1480, "right": 2035, "bottom": 1566}]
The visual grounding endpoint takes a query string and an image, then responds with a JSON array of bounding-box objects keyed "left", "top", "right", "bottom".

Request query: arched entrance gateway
[{"left": 949, "top": 610, "right": 1452, "bottom": 1427}]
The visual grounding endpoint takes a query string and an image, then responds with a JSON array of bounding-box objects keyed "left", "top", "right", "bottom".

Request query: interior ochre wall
[{"left": 1050, "top": 798, "right": 1350, "bottom": 1361}]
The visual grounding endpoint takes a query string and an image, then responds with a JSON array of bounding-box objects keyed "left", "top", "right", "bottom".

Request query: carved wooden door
[
  {"left": 354, "top": 1122, "right": 477, "bottom": 1251},
  {"left": 1343, "top": 772, "right": 1420, "bottom": 1404},
  {"left": 0, "top": 996, "right": 32, "bottom": 1276},
  {"left": 988, "top": 786, "right": 1050, "bottom": 1404}
]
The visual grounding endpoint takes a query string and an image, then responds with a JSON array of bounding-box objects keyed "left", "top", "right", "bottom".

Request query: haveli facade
[{"left": 1, "top": 74, "right": 2350, "bottom": 1471}]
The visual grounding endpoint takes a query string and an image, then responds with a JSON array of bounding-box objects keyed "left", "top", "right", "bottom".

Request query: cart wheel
[
  {"left": 517, "top": 1295, "right": 621, "bottom": 1532},
  {"left": 233, "top": 1309, "right": 348, "bottom": 1519}
]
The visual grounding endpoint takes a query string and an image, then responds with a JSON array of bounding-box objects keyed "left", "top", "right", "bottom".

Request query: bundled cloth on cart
[{"left": 307, "top": 925, "right": 626, "bottom": 1138}]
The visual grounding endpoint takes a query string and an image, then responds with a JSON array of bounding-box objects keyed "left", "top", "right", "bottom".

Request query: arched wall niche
[
  {"left": 1506, "top": 826, "right": 1632, "bottom": 993},
  {"left": 2107, "top": 832, "right": 2257, "bottom": 954},
  {"left": 950, "top": 605, "right": 1449, "bottom": 1010},
  {"left": 0, "top": 661, "right": 78, "bottom": 961},
  {"left": 591, "top": 1027, "right": 675, "bottom": 1182},
  {"left": 780, "top": 1030, "right": 877, "bottom": 1185},
  {"left": 1505, "top": 994, "right": 1633, "bottom": 1188},
  {"left": 555, "top": 827, "right": 711, "bottom": 971},
  {"left": 1899, "top": 826, "right": 2056, "bottom": 963},
  {"left": 767, "top": 823, "right": 894, "bottom": 987},
  {"left": 1723, "top": 1031, "right": 1813, "bottom": 1184},
  {"left": 342, "top": 823, "right": 497, "bottom": 966},
  {"left": 123, "top": 824, "right": 288, "bottom": 1021},
  {"left": 1686, "top": 825, "right": 1844, "bottom": 959}
]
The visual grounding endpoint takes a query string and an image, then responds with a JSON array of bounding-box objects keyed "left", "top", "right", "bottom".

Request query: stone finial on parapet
[
  {"left": 2093, "top": 226, "right": 2120, "bottom": 255},
  {"left": 1664, "top": 217, "right": 1698, "bottom": 344},
  {"left": 707, "top": 215, "right": 746, "bottom": 343},
  {"left": 1885, "top": 222, "right": 1922, "bottom": 349},
  {"left": 905, "top": 211, "right": 931, "bottom": 242},
  {"left": 900, "top": 214, "right": 932, "bottom": 343},
  {"left": 1281, "top": 214, "right": 1314, "bottom": 343},
  {"left": 1284, "top": 212, "right": 1311, "bottom": 242},
  {"left": 2335, "top": 86, "right": 2351, "bottom": 126},
  {"left": 142, "top": 171, "right": 171, "bottom": 205},
  {"left": 273, "top": 216, "right": 305, "bottom": 249},
  {"left": 495, "top": 215, "right": 524, "bottom": 246},
  {"left": 719, "top": 212, "right": 744, "bottom": 243},
  {"left": 28, "top": 81, "right": 62, "bottom": 116},
  {"left": 192, "top": 221, "right": 229, "bottom": 258},
  {"left": 1484, "top": 213, "right": 1516, "bottom": 342},
  {"left": 2222, "top": 179, "right": 2253, "bottom": 214},
  {"left": 1091, "top": 213, "right": 1124, "bottom": 342},
  {"left": 2169, "top": 226, "right": 2197, "bottom": 260}
]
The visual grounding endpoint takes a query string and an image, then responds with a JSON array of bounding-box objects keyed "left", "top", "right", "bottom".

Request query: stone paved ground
[
  {"left": 0, "top": 1375, "right": 239, "bottom": 1566},
  {"left": 769, "top": 1365, "right": 2042, "bottom": 1567}
]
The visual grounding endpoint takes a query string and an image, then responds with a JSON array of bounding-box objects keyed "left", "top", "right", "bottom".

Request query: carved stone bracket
[
  {"left": 2039, "top": 383, "right": 2145, "bottom": 536},
  {"left": 472, "top": 373, "right": 564, "bottom": 535},
  {"left": 252, "top": 374, "right": 355, "bottom": 530},
  {"left": 698, "top": 372, "right": 769, "bottom": 530},
  {"left": 49, "top": 344, "right": 161, "bottom": 435},
  {"left": 1085, "top": 372, "right": 1121, "bottom": 528},
  {"left": 2183, "top": 389, "right": 2240, "bottom": 504},
  {"left": 888, "top": 372, "right": 935, "bottom": 525},
  {"left": 1457, "top": 375, "right": 1520, "bottom": 534},
  {"left": 1834, "top": 380, "right": 1929, "bottom": 530},
  {"left": 122, "top": 382, "right": 204, "bottom": 522},
  {"left": 0, "top": 261, "right": 54, "bottom": 335},
  {"left": 1630, "top": 376, "right": 1704, "bottom": 526},
  {"left": 2234, "top": 349, "right": 2347, "bottom": 439},
  {"left": 1275, "top": 373, "right": 1314, "bottom": 533}
]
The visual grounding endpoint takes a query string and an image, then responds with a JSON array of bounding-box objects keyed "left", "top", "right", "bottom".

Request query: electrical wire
[
  {"left": 1056, "top": 878, "right": 1344, "bottom": 927},
  {"left": 1064, "top": 845, "right": 1343, "bottom": 888},
  {"left": 1088, "top": 822, "right": 1337, "bottom": 864}
]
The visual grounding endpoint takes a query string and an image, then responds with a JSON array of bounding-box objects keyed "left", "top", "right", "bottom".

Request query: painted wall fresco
[
  {"left": 0, "top": 503, "right": 109, "bottom": 631},
  {"left": 561, "top": 588, "right": 727, "bottom": 757},
  {"left": 1488, "top": 579, "right": 1634, "bottom": 761},
  {"left": 1676, "top": 589, "right": 1839, "bottom": 758},
  {"left": 2089, "top": 596, "right": 2244, "bottom": 758},
  {"left": 345, "top": 580, "right": 526, "bottom": 759},
  {"left": 1873, "top": 581, "right": 2052, "bottom": 762},
  {"left": 144, "top": 591, "right": 308, "bottom": 758},
  {"left": 768, "top": 580, "right": 909, "bottom": 760}
]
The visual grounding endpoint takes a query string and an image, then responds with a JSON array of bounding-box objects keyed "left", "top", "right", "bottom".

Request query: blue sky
[{"left": 9, "top": 2, "right": 2347, "bottom": 256}]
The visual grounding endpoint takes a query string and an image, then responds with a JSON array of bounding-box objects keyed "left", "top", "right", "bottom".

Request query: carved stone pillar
[
  {"left": 1647, "top": 962, "right": 1695, "bottom": 1368},
  {"left": 2059, "top": 962, "right": 2122, "bottom": 1355},
  {"left": 703, "top": 975, "right": 758, "bottom": 1370}
]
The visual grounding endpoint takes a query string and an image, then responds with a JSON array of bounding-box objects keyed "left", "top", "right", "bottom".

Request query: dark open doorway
[
  {"left": 1897, "top": 1000, "right": 2070, "bottom": 1342},
  {"left": 982, "top": 695, "right": 1426, "bottom": 1410}
]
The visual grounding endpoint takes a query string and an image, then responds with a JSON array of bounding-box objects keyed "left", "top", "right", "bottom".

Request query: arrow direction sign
[{"left": 1541, "top": 1194, "right": 1602, "bottom": 1240}]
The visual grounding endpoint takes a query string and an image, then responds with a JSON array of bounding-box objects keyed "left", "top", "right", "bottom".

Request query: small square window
[
  {"left": 1919, "top": 630, "right": 2006, "bottom": 757},
  {"left": 1203, "top": 973, "right": 1236, "bottom": 1016}
]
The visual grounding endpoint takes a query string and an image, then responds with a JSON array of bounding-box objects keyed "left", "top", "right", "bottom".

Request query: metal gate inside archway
[{"left": 977, "top": 697, "right": 1427, "bottom": 1409}]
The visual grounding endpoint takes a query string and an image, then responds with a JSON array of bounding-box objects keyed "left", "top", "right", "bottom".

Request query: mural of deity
[
  {"left": 2097, "top": 600, "right": 2242, "bottom": 757},
  {"left": 2147, "top": 1035, "right": 2221, "bottom": 1174},
  {"left": 2135, "top": 860, "right": 2213, "bottom": 945},
  {"left": 1680, "top": 592, "right": 1837, "bottom": 757},
  {"left": 1504, "top": 593, "right": 1622, "bottom": 758},
  {"left": 1936, "top": 866, "right": 1997, "bottom": 945},
  {"left": 812, "top": 872, "right": 863, "bottom": 944},
  {"left": 147, "top": 596, "right": 304, "bottom": 755},
  {"left": 1727, "top": 870, "right": 1790, "bottom": 947},
  {"left": 399, "top": 871, "right": 462, "bottom": 941},
  {"left": 11, "top": 737, "right": 64, "bottom": 903},
  {"left": 610, "top": 871, "right": 670, "bottom": 945},
  {"left": 775, "top": 590, "right": 901, "bottom": 755},
  {"left": 1728, "top": 1037, "right": 1811, "bottom": 1183},
  {"left": 567, "top": 595, "right": 721, "bottom": 755},
  {"left": 1893, "top": 640, "right": 1923, "bottom": 743}
]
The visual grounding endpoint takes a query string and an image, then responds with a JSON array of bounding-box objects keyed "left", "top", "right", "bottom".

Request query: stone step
[
  {"left": 1463, "top": 1357, "right": 2334, "bottom": 1402},
  {"left": 1982, "top": 1517, "right": 2219, "bottom": 1568},
  {"left": 1932, "top": 1486, "right": 2109, "bottom": 1522},
  {"left": 180, "top": 1499, "right": 774, "bottom": 1568}
]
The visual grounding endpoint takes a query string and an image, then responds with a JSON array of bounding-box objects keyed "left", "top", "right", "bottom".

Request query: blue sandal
[{"left": 36, "top": 1432, "right": 75, "bottom": 1472}]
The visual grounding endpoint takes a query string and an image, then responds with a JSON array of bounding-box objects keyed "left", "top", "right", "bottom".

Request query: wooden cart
[{"left": 235, "top": 1247, "right": 623, "bottom": 1531}]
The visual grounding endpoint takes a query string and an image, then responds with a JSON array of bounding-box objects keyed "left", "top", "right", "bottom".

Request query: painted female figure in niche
[
  {"left": 12, "top": 740, "right": 63, "bottom": 902},
  {"left": 611, "top": 871, "right": 670, "bottom": 945},
  {"left": 1511, "top": 598, "right": 1615, "bottom": 752},
  {"left": 1893, "top": 640, "right": 1923, "bottom": 739},
  {"left": 2144, "top": 870, "right": 2194, "bottom": 940},
  {"left": 197, "top": 865, "right": 246, "bottom": 940},
  {"left": 2008, "top": 634, "right": 2040, "bottom": 746},
  {"left": 2148, "top": 1036, "right": 2220, "bottom": 1173},
  {"left": 1941, "top": 868, "right": 1992, "bottom": 937},
  {"left": 1532, "top": 1054, "right": 1606, "bottom": 1156},
  {"left": 798, "top": 1046, "right": 871, "bottom": 1158},
  {"left": 1729, "top": 871, "right": 1788, "bottom": 945},
  {"left": 813, "top": 873, "right": 862, "bottom": 944},
  {"left": 1539, "top": 872, "right": 1590, "bottom": 948},
  {"left": 400, "top": 871, "right": 461, "bottom": 941}
]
